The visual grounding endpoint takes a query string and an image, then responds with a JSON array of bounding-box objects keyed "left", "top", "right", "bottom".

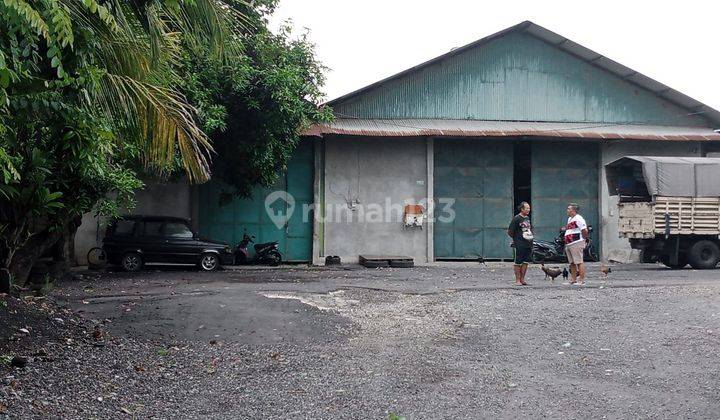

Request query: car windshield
[{"left": 165, "top": 222, "right": 193, "bottom": 239}]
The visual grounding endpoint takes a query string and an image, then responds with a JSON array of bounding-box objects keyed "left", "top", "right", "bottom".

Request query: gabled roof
[{"left": 327, "top": 21, "right": 720, "bottom": 126}]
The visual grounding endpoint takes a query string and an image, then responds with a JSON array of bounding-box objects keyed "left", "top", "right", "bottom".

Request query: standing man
[
  {"left": 564, "top": 203, "right": 588, "bottom": 285},
  {"left": 508, "top": 202, "right": 534, "bottom": 286}
]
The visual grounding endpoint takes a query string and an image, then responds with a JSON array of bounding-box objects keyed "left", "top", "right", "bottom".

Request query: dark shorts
[{"left": 514, "top": 246, "right": 532, "bottom": 265}]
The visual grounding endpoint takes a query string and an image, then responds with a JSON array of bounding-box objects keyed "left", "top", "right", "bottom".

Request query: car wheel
[
  {"left": 199, "top": 253, "right": 220, "bottom": 271},
  {"left": 121, "top": 252, "right": 143, "bottom": 272},
  {"left": 688, "top": 240, "right": 720, "bottom": 270}
]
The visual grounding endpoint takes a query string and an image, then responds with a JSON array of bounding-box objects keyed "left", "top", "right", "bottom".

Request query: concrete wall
[
  {"left": 599, "top": 141, "right": 702, "bottom": 262},
  {"left": 322, "top": 137, "right": 430, "bottom": 264},
  {"left": 73, "top": 181, "right": 192, "bottom": 265}
]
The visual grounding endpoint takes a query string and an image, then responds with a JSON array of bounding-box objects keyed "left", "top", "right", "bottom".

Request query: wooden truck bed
[{"left": 619, "top": 197, "right": 720, "bottom": 238}]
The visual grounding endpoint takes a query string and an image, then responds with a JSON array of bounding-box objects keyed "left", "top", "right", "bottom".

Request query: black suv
[{"left": 103, "top": 216, "right": 234, "bottom": 271}]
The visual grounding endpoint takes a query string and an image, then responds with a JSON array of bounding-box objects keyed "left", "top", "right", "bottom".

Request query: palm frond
[
  {"left": 59, "top": 0, "right": 249, "bottom": 183},
  {"left": 96, "top": 73, "right": 213, "bottom": 183},
  {"left": 167, "top": 0, "right": 247, "bottom": 59}
]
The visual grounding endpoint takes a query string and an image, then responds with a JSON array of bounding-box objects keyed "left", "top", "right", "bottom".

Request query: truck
[{"left": 605, "top": 156, "right": 720, "bottom": 269}]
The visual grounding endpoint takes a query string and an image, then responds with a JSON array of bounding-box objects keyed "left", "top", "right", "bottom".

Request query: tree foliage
[
  {"left": 0, "top": 0, "right": 331, "bottom": 284},
  {"left": 0, "top": 0, "right": 243, "bottom": 282},
  {"left": 181, "top": 0, "right": 333, "bottom": 197}
]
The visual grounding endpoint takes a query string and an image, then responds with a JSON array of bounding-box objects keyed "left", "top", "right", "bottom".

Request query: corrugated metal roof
[
  {"left": 304, "top": 119, "right": 720, "bottom": 141},
  {"left": 327, "top": 21, "right": 720, "bottom": 126}
]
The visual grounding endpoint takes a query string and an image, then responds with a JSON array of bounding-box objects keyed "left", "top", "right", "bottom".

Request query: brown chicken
[
  {"left": 541, "top": 264, "right": 563, "bottom": 281},
  {"left": 600, "top": 264, "right": 612, "bottom": 277}
]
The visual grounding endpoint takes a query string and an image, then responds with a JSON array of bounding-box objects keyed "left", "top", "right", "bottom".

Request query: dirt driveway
[{"left": 3, "top": 263, "right": 720, "bottom": 418}]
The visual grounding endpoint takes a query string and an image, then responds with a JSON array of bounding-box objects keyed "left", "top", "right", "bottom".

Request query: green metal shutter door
[
  {"left": 434, "top": 139, "right": 514, "bottom": 259},
  {"left": 198, "top": 140, "right": 314, "bottom": 261},
  {"left": 531, "top": 142, "right": 599, "bottom": 248},
  {"left": 285, "top": 142, "right": 314, "bottom": 260}
]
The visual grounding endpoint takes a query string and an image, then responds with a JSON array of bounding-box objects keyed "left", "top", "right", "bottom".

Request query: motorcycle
[
  {"left": 234, "top": 232, "right": 282, "bottom": 266},
  {"left": 532, "top": 226, "right": 599, "bottom": 263}
]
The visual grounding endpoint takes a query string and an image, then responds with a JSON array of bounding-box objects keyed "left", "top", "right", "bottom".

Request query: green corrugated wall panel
[
  {"left": 434, "top": 139, "right": 514, "bottom": 259},
  {"left": 334, "top": 32, "right": 706, "bottom": 126},
  {"left": 531, "top": 142, "right": 599, "bottom": 249},
  {"left": 198, "top": 140, "right": 314, "bottom": 261}
]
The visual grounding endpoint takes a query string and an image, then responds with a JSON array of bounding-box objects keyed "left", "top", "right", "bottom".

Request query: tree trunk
[
  {"left": 8, "top": 216, "right": 82, "bottom": 286},
  {"left": 9, "top": 228, "right": 63, "bottom": 286}
]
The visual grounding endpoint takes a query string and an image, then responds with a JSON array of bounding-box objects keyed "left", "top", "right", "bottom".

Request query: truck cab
[{"left": 605, "top": 156, "right": 720, "bottom": 269}]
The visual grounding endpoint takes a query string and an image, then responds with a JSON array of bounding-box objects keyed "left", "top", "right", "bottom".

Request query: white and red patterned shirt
[{"left": 564, "top": 214, "right": 587, "bottom": 245}]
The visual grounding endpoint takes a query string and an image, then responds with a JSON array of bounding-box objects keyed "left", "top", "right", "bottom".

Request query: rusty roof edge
[
  {"left": 325, "top": 21, "right": 720, "bottom": 126},
  {"left": 302, "top": 120, "right": 720, "bottom": 141}
]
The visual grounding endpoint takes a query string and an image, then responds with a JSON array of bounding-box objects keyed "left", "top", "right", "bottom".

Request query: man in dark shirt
[{"left": 508, "top": 201, "right": 534, "bottom": 286}]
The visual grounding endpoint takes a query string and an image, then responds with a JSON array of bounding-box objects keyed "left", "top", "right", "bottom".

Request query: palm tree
[{"left": 2, "top": 0, "right": 246, "bottom": 182}]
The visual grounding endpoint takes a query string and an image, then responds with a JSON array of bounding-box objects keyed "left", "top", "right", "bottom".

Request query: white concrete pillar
[{"left": 426, "top": 137, "right": 434, "bottom": 263}]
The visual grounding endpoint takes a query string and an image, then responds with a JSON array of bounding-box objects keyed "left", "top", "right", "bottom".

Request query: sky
[{"left": 269, "top": 0, "right": 720, "bottom": 110}]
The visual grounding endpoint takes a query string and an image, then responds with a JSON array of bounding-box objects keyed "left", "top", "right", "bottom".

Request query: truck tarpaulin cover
[{"left": 605, "top": 156, "right": 720, "bottom": 197}]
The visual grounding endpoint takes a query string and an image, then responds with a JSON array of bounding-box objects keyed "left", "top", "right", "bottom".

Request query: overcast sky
[{"left": 269, "top": 0, "right": 720, "bottom": 111}]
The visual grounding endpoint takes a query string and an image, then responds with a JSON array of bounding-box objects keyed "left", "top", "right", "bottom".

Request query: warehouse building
[{"left": 75, "top": 21, "right": 720, "bottom": 265}]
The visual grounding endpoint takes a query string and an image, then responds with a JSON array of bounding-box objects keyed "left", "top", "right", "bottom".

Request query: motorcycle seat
[{"left": 254, "top": 241, "right": 278, "bottom": 251}]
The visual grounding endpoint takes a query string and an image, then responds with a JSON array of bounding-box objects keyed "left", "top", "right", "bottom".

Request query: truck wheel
[
  {"left": 660, "top": 253, "right": 687, "bottom": 269},
  {"left": 688, "top": 240, "right": 720, "bottom": 270}
]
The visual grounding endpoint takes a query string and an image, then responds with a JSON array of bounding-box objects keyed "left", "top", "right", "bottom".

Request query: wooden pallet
[{"left": 359, "top": 255, "right": 414, "bottom": 268}]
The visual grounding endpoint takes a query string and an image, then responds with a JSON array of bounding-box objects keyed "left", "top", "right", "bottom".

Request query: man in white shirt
[{"left": 564, "top": 203, "right": 588, "bottom": 285}]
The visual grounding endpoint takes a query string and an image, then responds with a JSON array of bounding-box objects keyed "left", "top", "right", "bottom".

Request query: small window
[
  {"left": 142, "top": 221, "right": 164, "bottom": 237},
  {"left": 113, "top": 220, "right": 136, "bottom": 237},
  {"left": 164, "top": 222, "right": 193, "bottom": 239}
]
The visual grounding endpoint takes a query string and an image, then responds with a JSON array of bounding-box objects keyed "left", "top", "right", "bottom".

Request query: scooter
[
  {"left": 234, "top": 232, "right": 282, "bottom": 266},
  {"left": 532, "top": 226, "right": 599, "bottom": 263}
]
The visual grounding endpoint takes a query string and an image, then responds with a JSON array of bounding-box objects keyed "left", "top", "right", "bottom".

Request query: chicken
[
  {"left": 600, "top": 264, "right": 612, "bottom": 277},
  {"left": 541, "top": 264, "right": 563, "bottom": 281},
  {"left": 562, "top": 268, "right": 569, "bottom": 281},
  {"left": 91, "top": 329, "right": 104, "bottom": 341}
]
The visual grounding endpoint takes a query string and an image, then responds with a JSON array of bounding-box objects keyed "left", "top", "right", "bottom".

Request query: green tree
[
  {"left": 0, "top": 0, "right": 242, "bottom": 283},
  {"left": 181, "top": 0, "right": 332, "bottom": 198}
]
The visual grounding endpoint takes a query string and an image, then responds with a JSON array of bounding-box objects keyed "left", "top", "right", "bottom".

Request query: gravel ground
[{"left": 1, "top": 263, "right": 720, "bottom": 419}]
